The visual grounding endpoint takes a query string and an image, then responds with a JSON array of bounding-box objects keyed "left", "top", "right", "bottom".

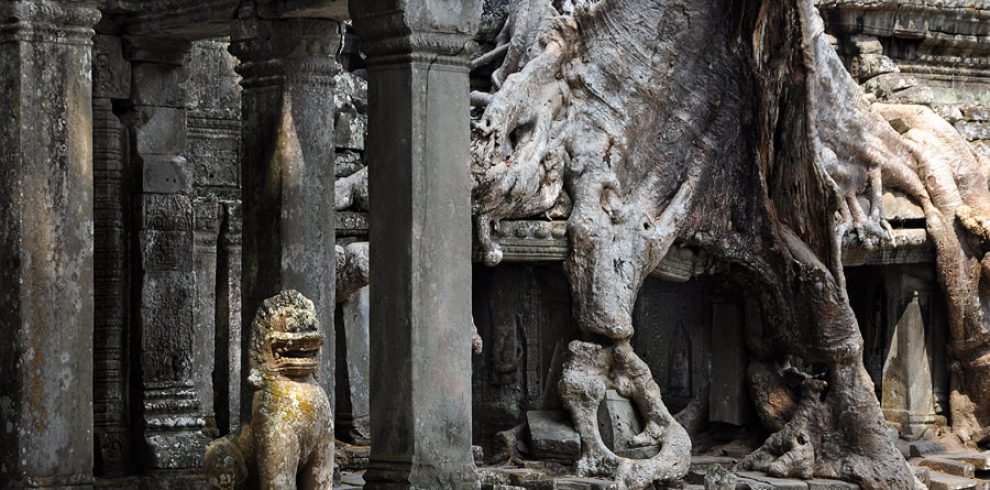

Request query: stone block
[
  {"left": 131, "top": 106, "right": 187, "bottom": 155},
  {"left": 335, "top": 150, "right": 364, "bottom": 178},
  {"left": 709, "top": 299, "right": 748, "bottom": 425},
  {"left": 139, "top": 194, "right": 194, "bottom": 231},
  {"left": 555, "top": 477, "right": 618, "bottom": 490},
  {"left": 93, "top": 35, "right": 131, "bottom": 99},
  {"left": 124, "top": 37, "right": 191, "bottom": 66},
  {"left": 132, "top": 62, "right": 188, "bottom": 107},
  {"left": 911, "top": 441, "right": 948, "bottom": 458},
  {"left": 921, "top": 457, "right": 977, "bottom": 478},
  {"left": 962, "top": 106, "right": 990, "bottom": 121},
  {"left": 849, "top": 34, "right": 883, "bottom": 55},
  {"left": 526, "top": 410, "right": 580, "bottom": 460},
  {"left": 852, "top": 53, "right": 898, "bottom": 81},
  {"left": 913, "top": 465, "right": 932, "bottom": 487},
  {"left": 139, "top": 230, "right": 195, "bottom": 272},
  {"left": 882, "top": 293, "right": 936, "bottom": 437},
  {"left": 806, "top": 479, "right": 859, "bottom": 490},
  {"left": 703, "top": 464, "right": 736, "bottom": 490},
  {"left": 928, "top": 472, "right": 978, "bottom": 490},
  {"left": 935, "top": 452, "right": 990, "bottom": 471},
  {"left": 954, "top": 120, "right": 990, "bottom": 141},
  {"left": 139, "top": 154, "right": 192, "bottom": 194},
  {"left": 862, "top": 74, "right": 934, "bottom": 105},
  {"left": 736, "top": 472, "right": 807, "bottom": 489},
  {"left": 597, "top": 390, "right": 659, "bottom": 459}
]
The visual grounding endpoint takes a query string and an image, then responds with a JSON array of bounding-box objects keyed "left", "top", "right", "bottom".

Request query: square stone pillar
[
  {"left": 0, "top": 1, "right": 101, "bottom": 487},
  {"left": 229, "top": 8, "right": 341, "bottom": 418},
  {"left": 350, "top": 1, "right": 482, "bottom": 487},
  {"left": 122, "top": 37, "right": 210, "bottom": 470}
]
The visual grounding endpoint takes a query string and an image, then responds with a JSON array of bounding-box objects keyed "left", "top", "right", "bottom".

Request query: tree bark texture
[{"left": 470, "top": 0, "right": 990, "bottom": 488}]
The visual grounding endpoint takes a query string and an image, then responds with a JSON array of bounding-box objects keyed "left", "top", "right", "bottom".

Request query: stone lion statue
[{"left": 205, "top": 290, "right": 334, "bottom": 489}]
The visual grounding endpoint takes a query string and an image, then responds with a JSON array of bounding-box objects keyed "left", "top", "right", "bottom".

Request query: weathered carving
[{"left": 205, "top": 290, "right": 334, "bottom": 489}]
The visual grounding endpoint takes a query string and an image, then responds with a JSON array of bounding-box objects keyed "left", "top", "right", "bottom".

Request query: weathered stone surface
[
  {"left": 231, "top": 12, "right": 341, "bottom": 419},
  {"left": 555, "top": 477, "right": 619, "bottom": 490},
  {"left": 736, "top": 471, "right": 808, "bottom": 489},
  {"left": 334, "top": 70, "right": 367, "bottom": 151},
  {"left": 0, "top": 2, "right": 100, "bottom": 485},
  {"left": 954, "top": 120, "right": 990, "bottom": 141},
  {"left": 703, "top": 464, "right": 736, "bottom": 490},
  {"left": 911, "top": 441, "right": 948, "bottom": 458},
  {"left": 193, "top": 197, "right": 220, "bottom": 422},
  {"left": 709, "top": 298, "right": 748, "bottom": 426},
  {"left": 862, "top": 73, "right": 935, "bottom": 105},
  {"left": 205, "top": 291, "right": 334, "bottom": 489},
  {"left": 338, "top": 286, "right": 372, "bottom": 444},
  {"left": 93, "top": 96, "right": 132, "bottom": 477},
  {"left": 129, "top": 106, "right": 188, "bottom": 155},
  {"left": 920, "top": 457, "right": 976, "bottom": 478},
  {"left": 805, "top": 479, "right": 859, "bottom": 490},
  {"left": 352, "top": 0, "right": 481, "bottom": 485},
  {"left": 94, "top": 34, "right": 132, "bottom": 99},
  {"left": 934, "top": 452, "right": 990, "bottom": 471},
  {"left": 139, "top": 229, "right": 195, "bottom": 271},
  {"left": 882, "top": 292, "right": 936, "bottom": 437},
  {"left": 139, "top": 154, "right": 193, "bottom": 194},
  {"left": 928, "top": 471, "right": 979, "bottom": 490},
  {"left": 527, "top": 410, "right": 581, "bottom": 460},
  {"left": 597, "top": 390, "right": 660, "bottom": 459},
  {"left": 132, "top": 62, "right": 188, "bottom": 107}
]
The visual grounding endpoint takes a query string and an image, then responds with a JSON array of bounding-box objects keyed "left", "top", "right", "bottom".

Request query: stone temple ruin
[{"left": 4, "top": 0, "right": 990, "bottom": 489}]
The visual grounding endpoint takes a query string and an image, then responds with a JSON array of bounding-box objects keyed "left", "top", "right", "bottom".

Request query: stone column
[
  {"left": 338, "top": 286, "right": 372, "bottom": 444},
  {"left": 882, "top": 291, "right": 937, "bottom": 437},
  {"left": 216, "top": 201, "right": 243, "bottom": 433},
  {"left": 123, "top": 37, "right": 209, "bottom": 469},
  {"left": 350, "top": 0, "right": 482, "bottom": 487},
  {"left": 229, "top": 8, "right": 341, "bottom": 417},
  {"left": 92, "top": 33, "right": 132, "bottom": 476},
  {"left": 0, "top": 1, "right": 100, "bottom": 487}
]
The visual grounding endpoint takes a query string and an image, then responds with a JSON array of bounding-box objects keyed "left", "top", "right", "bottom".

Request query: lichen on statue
[{"left": 205, "top": 290, "right": 334, "bottom": 490}]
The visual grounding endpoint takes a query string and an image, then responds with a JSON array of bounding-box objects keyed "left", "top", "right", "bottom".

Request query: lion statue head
[{"left": 247, "top": 289, "right": 323, "bottom": 388}]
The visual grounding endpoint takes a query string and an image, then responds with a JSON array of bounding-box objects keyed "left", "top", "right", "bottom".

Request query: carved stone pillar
[
  {"left": 0, "top": 1, "right": 100, "bottom": 487},
  {"left": 350, "top": 0, "right": 482, "bottom": 487},
  {"left": 123, "top": 37, "right": 209, "bottom": 469},
  {"left": 216, "top": 201, "right": 243, "bottom": 433},
  {"left": 229, "top": 9, "right": 341, "bottom": 418},
  {"left": 92, "top": 33, "right": 133, "bottom": 476}
]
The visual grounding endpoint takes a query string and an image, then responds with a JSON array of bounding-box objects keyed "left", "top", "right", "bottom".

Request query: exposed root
[{"left": 558, "top": 340, "right": 690, "bottom": 490}]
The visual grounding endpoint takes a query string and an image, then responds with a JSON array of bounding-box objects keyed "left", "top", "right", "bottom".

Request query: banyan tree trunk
[{"left": 468, "top": 0, "right": 989, "bottom": 487}]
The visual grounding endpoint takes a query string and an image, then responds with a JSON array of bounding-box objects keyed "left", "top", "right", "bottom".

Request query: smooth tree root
[{"left": 558, "top": 340, "right": 690, "bottom": 490}]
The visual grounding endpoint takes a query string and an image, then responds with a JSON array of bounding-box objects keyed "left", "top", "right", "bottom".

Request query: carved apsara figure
[{"left": 205, "top": 290, "right": 334, "bottom": 489}]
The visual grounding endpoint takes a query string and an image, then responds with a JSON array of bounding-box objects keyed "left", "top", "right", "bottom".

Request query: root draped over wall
[{"left": 470, "top": 0, "right": 990, "bottom": 488}]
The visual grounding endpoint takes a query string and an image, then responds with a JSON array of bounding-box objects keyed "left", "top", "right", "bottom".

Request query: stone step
[
  {"left": 806, "top": 478, "right": 859, "bottom": 490},
  {"left": 735, "top": 471, "right": 808, "bottom": 489},
  {"left": 554, "top": 477, "right": 618, "bottom": 490},
  {"left": 928, "top": 471, "right": 978, "bottom": 490},
  {"left": 920, "top": 457, "right": 977, "bottom": 478},
  {"left": 933, "top": 452, "right": 990, "bottom": 471}
]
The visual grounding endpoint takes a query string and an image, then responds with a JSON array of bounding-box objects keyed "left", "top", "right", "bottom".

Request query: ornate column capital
[
  {"left": 0, "top": 0, "right": 100, "bottom": 44},
  {"left": 349, "top": 0, "right": 482, "bottom": 66},
  {"left": 229, "top": 8, "right": 342, "bottom": 88}
]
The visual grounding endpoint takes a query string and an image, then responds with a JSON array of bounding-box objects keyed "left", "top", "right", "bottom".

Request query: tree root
[{"left": 558, "top": 340, "right": 690, "bottom": 490}]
